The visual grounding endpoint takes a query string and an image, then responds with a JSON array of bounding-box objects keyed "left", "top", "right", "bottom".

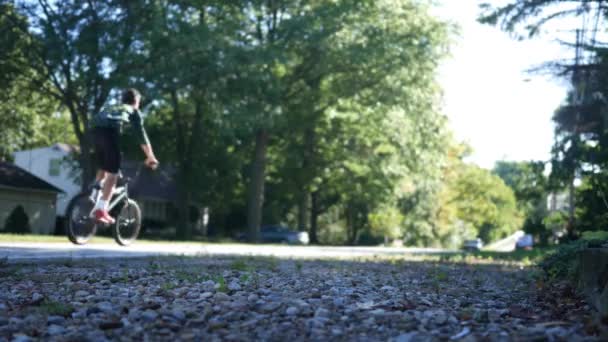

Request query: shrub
[
  {"left": 539, "top": 232, "right": 608, "bottom": 281},
  {"left": 4, "top": 205, "right": 31, "bottom": 234}
]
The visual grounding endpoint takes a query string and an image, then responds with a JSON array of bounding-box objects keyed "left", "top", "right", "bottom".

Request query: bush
[
  {"left": 539, "top": 231, "right": 608, "bottom": 281},
  {"left": 4, "top": 205, "right": 31, "bottom": 234}
]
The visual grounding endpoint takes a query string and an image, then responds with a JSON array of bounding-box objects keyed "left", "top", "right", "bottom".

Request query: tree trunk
[
  {"left": 346, "top": 204, "right": 354, "bottom": 245},
  {"left": 247, "top": 129, "right": 269, "bottom": 242},
  {"left": 78, "top": 131, "right": 96, "bottom": 190},
  {"left": 567, "top": 178, "right": 576, "bottom": 239},
  {"left": 309, "top": 191, "right": 319, "bottom": 244},
  {"left": 170, "top": 90, "right": 192, "bottom": 239},
  {"left": 176, "top": 173, "right": 192, "bottom": 240},
  {"left": 297, "top": 192, "right": 309, "bottom": 232}
]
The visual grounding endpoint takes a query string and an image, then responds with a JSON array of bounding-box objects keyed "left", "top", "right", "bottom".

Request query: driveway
[{"left": 0, "top": 242, "right": 452, "bottom": 261}]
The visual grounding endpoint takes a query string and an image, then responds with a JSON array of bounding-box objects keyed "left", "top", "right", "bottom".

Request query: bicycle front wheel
[
  {"left": 66, "top": 194, "right": 98, "bottom": 245},
  {"left": 113, "top": 199, "right": 141, "bottom": 246}
]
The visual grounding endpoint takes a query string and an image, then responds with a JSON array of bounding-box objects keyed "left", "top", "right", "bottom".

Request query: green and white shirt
[{"left": 91, "top": 104, "right": 150, "bottom": 145}]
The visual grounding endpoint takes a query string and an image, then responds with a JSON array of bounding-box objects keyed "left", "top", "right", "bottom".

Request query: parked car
[
  {"left": 462, "top": 238, "right": 483, "bottom": 252},
  {"left": 237, "top": 225, "right": 310, "bottom": 245},
  {"left": 516, "top": 234, "right": 534, "bottom": 250}
]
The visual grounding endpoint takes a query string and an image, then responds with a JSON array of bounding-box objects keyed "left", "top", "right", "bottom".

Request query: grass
[
  {"left": 39, "top": 300, "right": 74, "bottom": 317},
  {"left": 438, "top": 248, "right": 555, "bottom": 265},
  {"left": 0, "top": 233, "right": 247, "bottom": 245}
]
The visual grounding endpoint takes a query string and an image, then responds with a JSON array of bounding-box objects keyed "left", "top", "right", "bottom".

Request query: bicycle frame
[{"left": 108, "top": 183, "right": 129, "bottom": 212}]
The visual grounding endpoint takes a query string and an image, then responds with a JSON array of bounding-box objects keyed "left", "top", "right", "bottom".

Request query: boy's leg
[
  {"left": 89, "top": 170, "right": 106, "bottom": 202},
  {"left": 92, "top": 173, "right": 117, "bottom": 224},
  {"left": 101, "top": 173, "right": 117, "bottom": 202},
  {"left": 95, "top": 170, "right": 106, "bottom": 183},
  {"left": 91, "top": 126, "right": 119, "bottom": 224}
]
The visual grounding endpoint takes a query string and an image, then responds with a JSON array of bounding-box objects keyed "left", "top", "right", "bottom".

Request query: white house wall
[
  {"left": 14, "top": 146, "right": 81, "bottom": 216},
  {"left": 0, "top": 188, "right": 57, "bottom": 234}
]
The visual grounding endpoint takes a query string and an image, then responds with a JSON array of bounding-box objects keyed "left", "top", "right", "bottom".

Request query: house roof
[
  {"left": 52, "top": 143, "right": 80, "bottom": 153},
  {"left": 0, "top": 162, "right": 63, "bottom": 193},
  {"left": 121, "top": 161, "right": 178, "bottom": 202}
]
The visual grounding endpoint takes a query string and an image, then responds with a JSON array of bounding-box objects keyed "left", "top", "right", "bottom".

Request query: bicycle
[{"left": 66, "top": 170, "right": 142, "bottom": 246}]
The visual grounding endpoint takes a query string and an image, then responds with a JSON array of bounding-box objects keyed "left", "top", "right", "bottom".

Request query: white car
[
  {"left": 463, "top": 238, "right": 483, "bottom": 252},
  {"left": 516, "top": 234, "right": 534, "bottom": 250}
]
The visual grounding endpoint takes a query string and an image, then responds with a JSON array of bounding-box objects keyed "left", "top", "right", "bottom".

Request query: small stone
[
  {"left": 201, "top": 280, "right": 216, "bottom": 292},
  {"left": 141, "top": 310, "right": 158, "bottom": 322},
  {"left": 314, "top": 308, "right": 330, "bottom": 318},
  {"left": 214, "top": 292, "right": 230, "bottom": 302},
  {"left": 333, "top": 297, "right": 346, "bottom": 307},
  {"left": 286, "top": 307, "right": 299, "bottom": 316},
  {"left": 0, "top": 316, "right": 8, "bottom": 326},
  {"left": 47, "top": 315, "right": 65, "bottom": 325},
  {"left": 121, "top": 318, "right": 131, "bottom": 327},
  {"left": 474, "top": 309, "right": 489, "bottom": 323},
  {"left": 9, "top": 317, "right": 23, "bottom": 325},
  {"left": 258, "top": 302, "right": 282, "bottom": 313},
  {"left": 307, "top": 317, "right": 329, "bottom": 329},
  {"left": 247, "top": 294, "right": 259, "bottom": 302},
  {"left": 229, "top": 300, "right": 249, "bottom": 311},
  {"left": 11, "top": 334, "right": 33, "bottom": 342},
  {"left": 381, "top": 286, "right": 397, "bottom": 292},
  {"left": 370, "top": 308, "right": 386, "bottom": 316},
  {"left": 75, "top": 290, "right": 89, "bottom": 297},
  {"left": 488, "top": 309, "right": 502, "bottom": 322},
  {"left": 392, "top": 332, "right": 423, "bottom": 342},
  {"left": 31, "top": 293, "right": 44, "bottom": 304},
  {"left": 431, "top": 310, "right": 448, "bottom": 325},
  {"left": 171, "top": 309, "right": 186, "bottom": 321},
  {"left": 201, "top": 292, "right": 214, "bottom": 299},
  {"left": 208, "top": 318, "right": 227, "bottom": 330},
  {"left": 47, "top": 324, "right": 66, "bottom": 335},
  {"left": 96, "top": 301, "right": 114, "bottom": 313},
  {"left": 228, "top": 281, "right": 241, "bottom": 291},
  {"left": 99, "top": 320, "right": 123, "bottom": 330},
  {"left": 72, "top": 309, "right": 86, "bottom": 319},
  {"left": 86, "top": 307, "right": 102, "bottom": 315}
]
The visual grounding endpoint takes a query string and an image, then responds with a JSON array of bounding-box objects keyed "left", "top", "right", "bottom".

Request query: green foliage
[
  {"left": 230, "top": 259, "right": 249, "bottom": 272},
  {"left": 39, "top": 300, "right": 74, "bottom": 317},
  {"left": 493, "top": 161, "right": 551, "bottom": 243},
  {"left": 3, "top": 0, "right": 529, "bottom": 247},
  {"left": 368, "top": 205, "right": 404, "bottom": 241},
  {"left": 427, "top": 144, "right": 523, "bottom": 248},
  {"left": 4, "top": 205, "right": 31, "bottom": 234},
  {"left": 480, "top": 0, "right": 608, "bottom": 242}
]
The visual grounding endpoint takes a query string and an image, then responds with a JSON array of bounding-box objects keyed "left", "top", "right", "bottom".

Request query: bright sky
[{"left": 434, "top": 0, "right": 574, "bottom": 169}]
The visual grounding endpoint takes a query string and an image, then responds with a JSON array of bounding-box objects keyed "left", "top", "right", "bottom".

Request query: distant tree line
[{"left": 0, "top": 0, "right": 527, "bottom": 246}]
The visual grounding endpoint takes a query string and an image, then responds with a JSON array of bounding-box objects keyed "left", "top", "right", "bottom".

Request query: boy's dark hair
[{"left": 122, "top": 88, "right": 141, "bottom": 105}]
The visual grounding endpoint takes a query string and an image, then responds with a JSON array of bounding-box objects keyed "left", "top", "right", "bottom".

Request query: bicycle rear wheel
[
  {"left": 113, "top": 199, "right": 141, "bottom": 246},
  {"left": 66, "top": 194, "right": 98, "bottom": 245}
]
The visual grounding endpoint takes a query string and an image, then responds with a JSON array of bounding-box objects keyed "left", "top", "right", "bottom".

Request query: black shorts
[{"left": 93, "top": 127, "right": 121, "bottom": 174}]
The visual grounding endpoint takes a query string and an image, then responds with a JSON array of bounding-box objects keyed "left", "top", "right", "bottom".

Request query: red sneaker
[{"left": 93, "top": 209, "right": 115, "bottom": 224}]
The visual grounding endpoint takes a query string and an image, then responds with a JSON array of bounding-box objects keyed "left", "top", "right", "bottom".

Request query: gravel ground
[{"left": 0, "top": 255, "right": 602, "bottom": 341}]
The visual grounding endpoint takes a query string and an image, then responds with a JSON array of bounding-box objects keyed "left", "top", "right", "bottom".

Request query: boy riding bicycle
[{"left": 90, "top": 89, "right": 159, "bottom": 224}]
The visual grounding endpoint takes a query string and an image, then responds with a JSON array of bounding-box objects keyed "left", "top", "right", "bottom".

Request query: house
[
  {"left": 13, "top": 143, "right": 80, "bottom": 217},
  {"left": 0, "top": 162, "right": 63, "bottom": 234},
  {"left": 13, "top": 144, "right": 204, "bottom": 230}
]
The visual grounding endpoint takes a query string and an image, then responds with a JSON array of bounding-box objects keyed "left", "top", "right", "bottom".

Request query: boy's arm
[{"left": 129, "top": 110, "right": 158, "bottom": 168}]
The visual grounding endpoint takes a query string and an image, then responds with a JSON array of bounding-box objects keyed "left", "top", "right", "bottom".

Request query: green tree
[
  {"left": 480, "top": 0, "right": 608, "bottom": 239},
  {"left": 0, "top": 3, "right": 76, "bottom": 161},
  {"left": 493, "top": 161, "right": 550, "bottom": 243},
  {"left": 434, "top": 145, "right": 523, "bottom": 247},
  {"left": 11, "top": 0, "right": 150, "bottom": 186}
]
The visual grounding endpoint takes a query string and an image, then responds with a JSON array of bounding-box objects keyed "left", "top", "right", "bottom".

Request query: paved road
[{"left": 0, "top": 242, "right": 452, "bottom": 262}]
